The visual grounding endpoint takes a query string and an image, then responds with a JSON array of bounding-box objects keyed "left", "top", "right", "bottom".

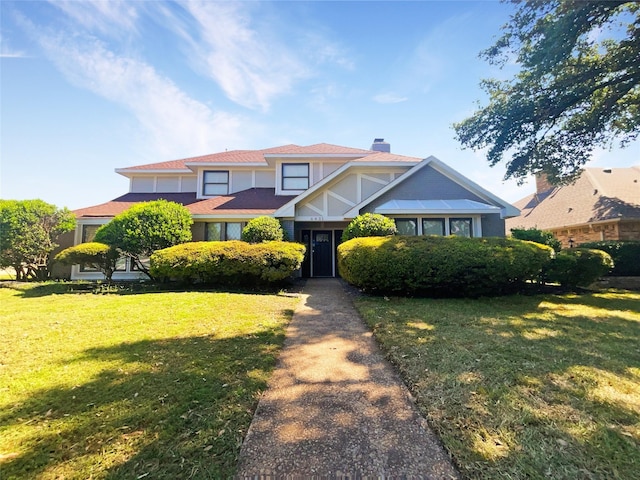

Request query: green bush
[
  {"left": 150, "top": 241, "right": 305, "bottom": 286},
  {"left": 338, "top": 235, "right": 554, "bottom": 297},
  {"left": 54, "top": 242, "right": 119, "bottom": 282},
  {"left": 545, "top": 248, "right": 614, "bottom": 287},
  {"left": 342, "top": 213, "right": 397, "bottom": 242},
  {"left": 579, "top": 241, "right": 640, "bottom": 276},
  {"left": 510, "top": 227, "right": 562, "bottom": 252},
  {"left": 241, "top": 216, "right": 284, "bottom": 243}
]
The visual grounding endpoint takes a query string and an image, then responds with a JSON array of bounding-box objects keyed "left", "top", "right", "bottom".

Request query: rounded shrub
[
  {"left": 510, "top": 227, "right": 562, "bottom": 252},
  {"left": 579, "top": 241, "right": 640, "bottom": 276},
  {"left": 150, "top": 240, "right": 305, "bottom": 286},
  {"left": 54, "top": 242, "right": 119, "bottom": 281},
  {"left": 342, "top": 213, "right": 397, "bottom": 242},
  {"left": 545, "top": 248, "right": 614, "bottom": 288},
  {"left": 241, "top": 216, "right": 284, "bottom": 243},
  {"left": 338, "top": 235, "right": 554, "bottom": 297}
]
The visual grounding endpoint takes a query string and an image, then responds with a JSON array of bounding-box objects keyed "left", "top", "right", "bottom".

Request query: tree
[
  {"left": 0, "top": 199, "right": 76, "bottom": 280},
  {"left": 454, "top": 1, "right": 639, "bottom": 185},
  {"left": 54, "top": 242, "right": 120, "bottom": 282},
  {"left": 342, "top": 213, "right": 397, "bottom": 242},
  {"left": 241, "top": 216, "right": 285, "bottom": 243},
  {"left": 94, "top": 200, "right": 192, "bottom": 278}
]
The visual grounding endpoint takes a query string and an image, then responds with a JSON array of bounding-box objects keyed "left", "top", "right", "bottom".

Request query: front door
[{"left": 312, "top": 230, "right": 333, "bottom": 277}]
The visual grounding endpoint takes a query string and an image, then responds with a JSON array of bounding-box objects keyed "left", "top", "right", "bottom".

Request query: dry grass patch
[
  {"left": 0, "top": 282, "right": 299, "bottom": 479},
  {"left": 355, "top": 290, "right": 640, "bottom": 479}
]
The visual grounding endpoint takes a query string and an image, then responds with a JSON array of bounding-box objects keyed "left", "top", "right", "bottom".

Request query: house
[
  {"left": 64, "top": 139, "right": 520, "bottom": 280},
  {"left": 506, "top": 166, "right": 640, "bottom": 248}
]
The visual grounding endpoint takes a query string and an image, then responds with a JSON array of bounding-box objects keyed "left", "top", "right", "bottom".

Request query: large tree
[
  {"left": 94, "top": 200, "right": 192, "bottom": 278},
  {"left": 454, "top": 0, "right": 639, "bottom": 184},
  {"left": 0, "top": 199, "right": 76, "bottom": 280}
]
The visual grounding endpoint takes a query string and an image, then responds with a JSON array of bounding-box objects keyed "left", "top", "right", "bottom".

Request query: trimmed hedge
[
  {"left": 150, "top": 240, "right": 306, "bottom": 286},
  {"left": 579, "top": 241, "right": 640, "bottom": 276},
  {"left": 545, "top": 248, "right": 614, "bottom": 287},
  {"left": 338, "top": 235, "right": 554, "bottom": 297}
]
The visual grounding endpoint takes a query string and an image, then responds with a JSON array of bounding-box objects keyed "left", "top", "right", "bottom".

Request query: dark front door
[{"left": 312, "top": 230, "right": 333, "bottom": 277}]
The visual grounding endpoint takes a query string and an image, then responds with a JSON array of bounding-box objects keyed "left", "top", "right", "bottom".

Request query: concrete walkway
[{"left": 235, "top": 278, "right": 459, "bottom": 479}]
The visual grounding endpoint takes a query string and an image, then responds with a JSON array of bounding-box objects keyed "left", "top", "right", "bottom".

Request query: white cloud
[
  {"left": 0, "top": 35, "right": 27, "bottom": 58},
  {"left": 29, "top": 25, "right": 246, "bottom": 159},
  {"left": 373, "top": 92, "right": 408, "bottom": 104},
  {"left": 49, "top": 0, "right": 139, "bottom": 36},
  {"left": 167, "top": 1, "right": 311, "bottom": 111}
]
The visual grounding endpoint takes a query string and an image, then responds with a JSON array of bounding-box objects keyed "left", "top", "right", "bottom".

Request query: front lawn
[
  {"left": 355, "top": 291, "right": 640, "bottom": 479},
  {"left": 0, "top": 283, "right": 299, "bottom": 479}
]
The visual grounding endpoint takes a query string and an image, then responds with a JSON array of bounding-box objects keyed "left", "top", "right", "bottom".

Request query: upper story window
[
  {"left": 203, "top": 171, "right": 229, "bottom": 195},
  {"left": 282, "top": 163, "right": 309, "bottom": 191}
]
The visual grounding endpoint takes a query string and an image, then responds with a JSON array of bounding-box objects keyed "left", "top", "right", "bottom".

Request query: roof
[
  {"left": 116, "top": 143, "right": 395, "bottom": 173},
  {"left": 374, "top": 199, "right": 502, "bottom": 215},
  {"left": 507, "top": 166, "right": 640, "bottom": 230},
  {"left": 73, "top": 189, "right": 295, "bottom": 219}
]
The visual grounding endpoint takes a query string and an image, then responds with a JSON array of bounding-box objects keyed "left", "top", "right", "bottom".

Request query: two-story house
[{"left": 65, "top": 139, "right": 520, "bottom": 280}]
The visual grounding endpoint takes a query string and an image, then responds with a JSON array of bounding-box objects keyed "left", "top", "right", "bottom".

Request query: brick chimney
[
  {"left": 371, "top": 138, "right": 390, "bottom": 153},
  {"left": 535, "top": 172, "right": 554, "bottom": 194}
]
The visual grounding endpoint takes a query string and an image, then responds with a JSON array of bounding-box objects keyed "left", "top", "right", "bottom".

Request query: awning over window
[{"left": 374, "top": 199, "right": 502, "bottom": 215}]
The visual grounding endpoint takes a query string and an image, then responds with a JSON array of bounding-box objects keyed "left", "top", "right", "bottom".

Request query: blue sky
[{"left": 1, "top": 0, "right": 638, "bottom": 211}]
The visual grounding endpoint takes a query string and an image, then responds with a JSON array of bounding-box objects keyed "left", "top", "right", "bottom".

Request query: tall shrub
[{"left": 95, "top": 200, "right": 192, "bottom": 278}]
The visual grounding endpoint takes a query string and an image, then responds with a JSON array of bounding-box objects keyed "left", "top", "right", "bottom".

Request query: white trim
[{"left": 327, "top": 190, "right": 356, "bottom": 207}]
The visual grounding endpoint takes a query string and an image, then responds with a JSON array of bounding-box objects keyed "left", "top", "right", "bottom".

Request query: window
[
  {"left": 450, "top": 218, "right": 472, "bottom": 237},
  {"left": 203, "top": 171, "right": 229, "bottom": 195},
  {"left": 206, "top": 222, "right": 244, "bottom": 241},
  {"left": 395, "top": 218, "right": 418, "bottom": 235},
  {"left": 422, "top": 219, "right": 445, "bottom": 236},
  {"left": 282, "top": 163, "right": 309, "bottom": 190},
  {"left": 82, "top": 224, "right": 100, "bottom": 243},
  {"left": 206, "top": 222, "right": 223, "bottom": 241}
]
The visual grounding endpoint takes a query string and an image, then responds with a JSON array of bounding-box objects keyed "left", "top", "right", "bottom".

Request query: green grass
[
  {"left": 355, "top": 291, "right": 640, "bottom": 480},
  {"left": 0, "top": 282, "right": 299, "bottom": 479}
]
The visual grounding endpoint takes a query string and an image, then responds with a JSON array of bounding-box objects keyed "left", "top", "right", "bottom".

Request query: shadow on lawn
[
  {"left": 363, "top": 292, "right": 640, "bottom": 479},
  {"left": 1, "top": 330, "right": 285, "bottom": 479},
  {"left": 2, "top": 280, "right": 302, "bottom": 298}
]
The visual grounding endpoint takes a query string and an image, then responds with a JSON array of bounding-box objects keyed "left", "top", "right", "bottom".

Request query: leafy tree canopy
[
  {"left": 0, "top": 199, "right": 76, "bottom": 280},
  {"left": 454, "top": 0, "right": 639, "bottom": 185},
  {"left": 94, "top": 200, "right": 192, "bottom": 277}
]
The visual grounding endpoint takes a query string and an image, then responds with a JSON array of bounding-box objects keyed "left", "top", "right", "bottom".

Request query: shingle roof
[
  {"left": 506, "top": 166, "right": 640, "bottom": 230},
  {"left": 73, "top": 189, "right": 295, "bottom": 219},
  {"left": 118, "top": 143, "right": 384, "bottom": 172}
]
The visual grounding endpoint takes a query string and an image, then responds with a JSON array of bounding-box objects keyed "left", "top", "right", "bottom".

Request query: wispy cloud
[
  {"left": 22, "top": 17, "right": 246, "bottom": 159},
  {"left": 373, "top": 92, "right": 408, "bottom": 104},
  {"left": 49, "top": 0, "right": 139, "bottom": 36},
  {"left": 166, "top": 1, "right": 310, "bottom": 111},
  {"left": 0, "top": 35, "right": 27, "bottom": 58}
]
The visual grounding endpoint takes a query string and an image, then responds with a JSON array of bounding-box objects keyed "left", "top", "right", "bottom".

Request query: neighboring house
[
  {"left": 64, "top": 139, "right": 519, "bottom": 280},
  {"left": 506, "top": 166, "right": 640, "bottom": 248}
]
